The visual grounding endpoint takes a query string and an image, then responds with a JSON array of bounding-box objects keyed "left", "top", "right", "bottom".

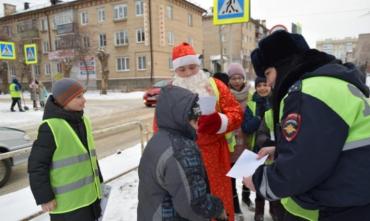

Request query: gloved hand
[{"left": 197, "top": 112, "right": 222, "bottom": 134}]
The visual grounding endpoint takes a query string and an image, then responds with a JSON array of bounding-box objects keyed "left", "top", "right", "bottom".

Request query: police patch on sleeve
[{"left": 282, "top": 113, "right": 301, "bottom": 142}]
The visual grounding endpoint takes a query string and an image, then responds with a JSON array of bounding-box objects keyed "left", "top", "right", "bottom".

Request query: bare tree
[
  {"left": 96, "top": 49, "right": 110, "bottom": 94},
  {"left": 61, "top": 57, "right": 73, "bottom": 78}
]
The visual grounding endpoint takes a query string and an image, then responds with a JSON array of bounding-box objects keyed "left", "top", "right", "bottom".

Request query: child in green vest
[
  {"left": 28, "top": 78, "right": 103, "bottom": 221},
  {"left": 241, "top": 77, "right": 282, "bottom": 221}
]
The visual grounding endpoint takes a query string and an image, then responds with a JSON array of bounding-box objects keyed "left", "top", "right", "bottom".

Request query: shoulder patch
[
  {"left": 282, "top": 113, "right": 301, "bottom": 142},
  {"left": 288, "top": 81, "right": 302, "bottom": 93}
]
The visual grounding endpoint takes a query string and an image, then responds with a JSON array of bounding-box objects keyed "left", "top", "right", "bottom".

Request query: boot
[
  {"left": 10, "top": 108, "right": 15, "bottom": 112},
  {"left": 242, "top": 186, "right": 255, "bottom": 211},
  {"left": 254, "top": 200, "right": 265, "bottom": 221},
  {"left": 269, "top": 201, "right": 284, "bottom": 221}
]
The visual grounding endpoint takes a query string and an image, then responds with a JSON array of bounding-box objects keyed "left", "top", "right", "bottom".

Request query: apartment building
[
  {"left": 202, "top": 14, "right": 268, "bottom": 79},
  {"left": 316, "top": 37, "right": 357, "bottom": 63},
  {"left": 353, "top": 33, "right": 370, "bottom": 73},
  {"left": 0, "top": 0, "right": 205, "bottom": 90}
]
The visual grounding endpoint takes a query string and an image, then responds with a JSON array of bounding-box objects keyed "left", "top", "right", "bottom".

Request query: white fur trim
[
  {"left": 173, "top": 54, "right": 200, "bottom": 70},
  {"left": 217, "top": 113, "right": 228, "bottom": 134}
]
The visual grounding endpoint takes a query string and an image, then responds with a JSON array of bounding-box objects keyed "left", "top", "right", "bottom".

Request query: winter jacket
[
  {"left": 252, "top": 50, "right": 370, "bottom": 220},
  {"left": 28, "top": 95, "right": 102, "bottom": 221},
  {"left": 242, "top": 92, "right": 272, "bottom": 152},
  {"left": 138, "top": 86, "right": 224, "bottom": 221},
  {"left": 29, "top": 81, "right": 39, "bottom": 101},
  {"left": 229, "top": 84, "right": 250, "bottom": 162}
]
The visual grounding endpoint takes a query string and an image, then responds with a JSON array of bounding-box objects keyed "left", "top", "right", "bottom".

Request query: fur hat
[
  {"left": 227, "top": 63, "right": 246, "bottom": 79},
  {"left": 251, "top": 49, "right": 267, "bottom": 77},
  {"left": 52, "top": 78, "right": 84, "bottom": 107},
  {"left": 172, "top": 42, "right": 200, "bottom": 70},
  {"left": 258, "top": 30, "right": 310, "bottom": 68}
]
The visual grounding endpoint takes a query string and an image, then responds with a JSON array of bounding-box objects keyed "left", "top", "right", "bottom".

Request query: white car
[{"left": 0, "top": 127, "right": 32, "bottom": 187}]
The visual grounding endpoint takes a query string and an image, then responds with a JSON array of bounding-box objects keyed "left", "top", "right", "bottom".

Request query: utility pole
[{"left": 219, "top": 25, "right": 224, "bottom": 72}]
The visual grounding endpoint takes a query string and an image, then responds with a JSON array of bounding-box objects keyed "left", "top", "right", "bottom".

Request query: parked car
[
  {"left": 143, "top": 79, "right": 171, "bottom": 107},
  {"left": 0, "top": 127, "right": 32, "bottom": 187}
]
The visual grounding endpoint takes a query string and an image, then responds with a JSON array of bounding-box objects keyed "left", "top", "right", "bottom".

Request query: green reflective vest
[
  {"left": 280, "top": 76, "right": 370, "bottom": 221},
  {"left": 209, "top": 78, "right": 236, "bottom": 152},
  {"left": 44, "top": 116, "right": 102, "bottom": 214},
  {"left": 9, "top": 83, "right": 21, "bottom": 98},
  {"left": 246, "top": 100, "right": 274, "bottom": 151}
]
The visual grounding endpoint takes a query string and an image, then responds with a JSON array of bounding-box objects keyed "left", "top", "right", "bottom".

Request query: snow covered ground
[
  {"left": 0, "top": 91, "right": 144, "bottom": 127},
  {"left": 0, "top": 142, "right": 267, "bottom": 221}
]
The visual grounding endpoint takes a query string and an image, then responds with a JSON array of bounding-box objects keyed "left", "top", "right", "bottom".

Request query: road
[{"left": 0, "top": 98, "right": 155, "bottom": 196}]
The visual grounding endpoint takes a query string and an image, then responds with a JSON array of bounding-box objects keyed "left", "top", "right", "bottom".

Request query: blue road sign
[
  {"left": 214, "top": 0, "right": 250, "bottom": 25},
  {"left": 0, "top": 41, "right": 16, "bottom": 60}
]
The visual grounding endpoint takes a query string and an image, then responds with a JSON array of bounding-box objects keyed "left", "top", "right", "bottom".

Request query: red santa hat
[{"left": 172, "top": 42, "right": 200, "bottom": 70}]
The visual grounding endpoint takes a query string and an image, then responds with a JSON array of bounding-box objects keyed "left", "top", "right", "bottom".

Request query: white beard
[{"left": 172, "top": 70, "right": 212, "bottom": 96}]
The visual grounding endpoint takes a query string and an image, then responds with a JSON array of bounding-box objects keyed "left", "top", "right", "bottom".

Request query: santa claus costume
[{"left": 158, "top": 43, "right": 243, "bottom": 221}]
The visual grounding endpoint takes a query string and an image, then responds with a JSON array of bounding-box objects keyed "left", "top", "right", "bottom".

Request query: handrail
[
  {"left": 4, "top": 121, "right": 151, "bottom": 221},
  {"left": 0, "top": 121, "right": 150, "bottom": 161}
]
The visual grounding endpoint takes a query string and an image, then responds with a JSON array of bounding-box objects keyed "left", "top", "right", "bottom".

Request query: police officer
[{"left": 243, "top": 30, "right": 370, "bottom": 221}]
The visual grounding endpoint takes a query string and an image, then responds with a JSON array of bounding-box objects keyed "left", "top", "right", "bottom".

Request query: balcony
[
  {"left": 56, "top": 23, "right": 78, "bottom": 35},
  {"left": 17, "top": 19, "right": 39, "bottom": 39},
  {"left": 55, "top": 34, "right": 80, "bottom": 50}
]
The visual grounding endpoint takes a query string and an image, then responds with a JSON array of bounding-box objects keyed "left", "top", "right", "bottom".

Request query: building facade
[
  {"left": 0, "top": 0, "right": 205, "bottom": 90},
  {"left": 316, "top": 37, "right": 357, "bottom": 63},
  {"left": 202, "top": 14, "right": 268, "bottom": 80},
  {"left": 353, "top": 33, "right": 370, "bottom": 73}
]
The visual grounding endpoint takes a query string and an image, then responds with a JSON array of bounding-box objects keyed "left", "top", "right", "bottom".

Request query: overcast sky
[{"left": 1, "top": 0, "right": 369, "bottom": 47}]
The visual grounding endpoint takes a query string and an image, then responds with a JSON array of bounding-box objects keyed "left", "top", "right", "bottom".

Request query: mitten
[{"left": 198, "top": 112, "right": 228, "bottom": 134}]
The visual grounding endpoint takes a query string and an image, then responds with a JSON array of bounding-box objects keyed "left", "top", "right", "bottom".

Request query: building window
[
  {"left": 45, "top": 63, "right": 51, "bottom": 75},
  {"left": 136, "top": 28, "right": 145, "bottom": 43},
  {"left": 99, "top": 33, "right": 107, "bottom": 47},
  {"left": 80, "top": 11, "right": 88, "bottom": 25},
  {"left": 56, "top": 63, "right": 62, "bottom": 73},
  {"left": 166, "top": 5, "right": 173, "bottom": 19},
  {"left": 83, "top": 36, "right": 90, "bottom": 48},
  {"left": 32, "top": 65, "right": 40, "bottom": 77},
  {"left": 167, "top": 32, "right": 174, "bottom": 45},
  {"left": 97, "top": 8, "right": 105, "bottom": 23},
  {"left": 42, "top": 41, "right": 49, "bottom": 54},
  {"left": 40, "top": 18, "right": 48, "bottom": 31},
  {"left": 115, "top": 31, "right": 129, "bottom": 46},
  {"left": 137, "top": 55, "right": 146, "bottom": 70},
  {"left": 117, "top": 57, "right": 130, "bottom": 71},
  {"left": 136, "top": 1, "right": 144, "bottom": 16},
  {"left": 168, "top": 57, "right": 173, "bottom": 69},
  {"left": 188, "top": 14, "right": 193, "bottom": 26},
  {"left": 113, "top": 4, "right": 128, "bottom": 20}
]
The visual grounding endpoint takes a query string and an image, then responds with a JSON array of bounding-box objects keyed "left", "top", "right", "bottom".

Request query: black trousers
[{"left": 10, "top": 97, "right": 22, "bottom": 111}]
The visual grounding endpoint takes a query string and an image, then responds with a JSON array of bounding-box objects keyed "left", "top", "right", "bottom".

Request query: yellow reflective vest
[{"left": 44, "top": 116, "right": 102, "bottom": 214}]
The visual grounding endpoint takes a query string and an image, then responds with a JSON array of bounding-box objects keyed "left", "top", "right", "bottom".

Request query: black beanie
[
  {"left": 258, "top": 30, "right": 310, "bottom": 68},
  {"left": 255, "top": 76, "right": 267, "bottom": 87}
]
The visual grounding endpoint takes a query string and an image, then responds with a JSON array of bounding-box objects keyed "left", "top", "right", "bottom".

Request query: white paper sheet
[
  {"left": 227, "top": 149, "right": 268, "bottom": 179},
  {"left": 197, "top": 96, "right": 217, "bottom": 115}
]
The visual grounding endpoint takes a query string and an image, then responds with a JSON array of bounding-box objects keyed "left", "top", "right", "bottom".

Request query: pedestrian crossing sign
[
  {"left": 0, "top": 41, "right": 16, "bottom": 60},
  {"left": 213, "top": 0, "right": 250, "bottom": 25},
  {"left": 24, "top": 44, "right": 38, "bottom": 64}
]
